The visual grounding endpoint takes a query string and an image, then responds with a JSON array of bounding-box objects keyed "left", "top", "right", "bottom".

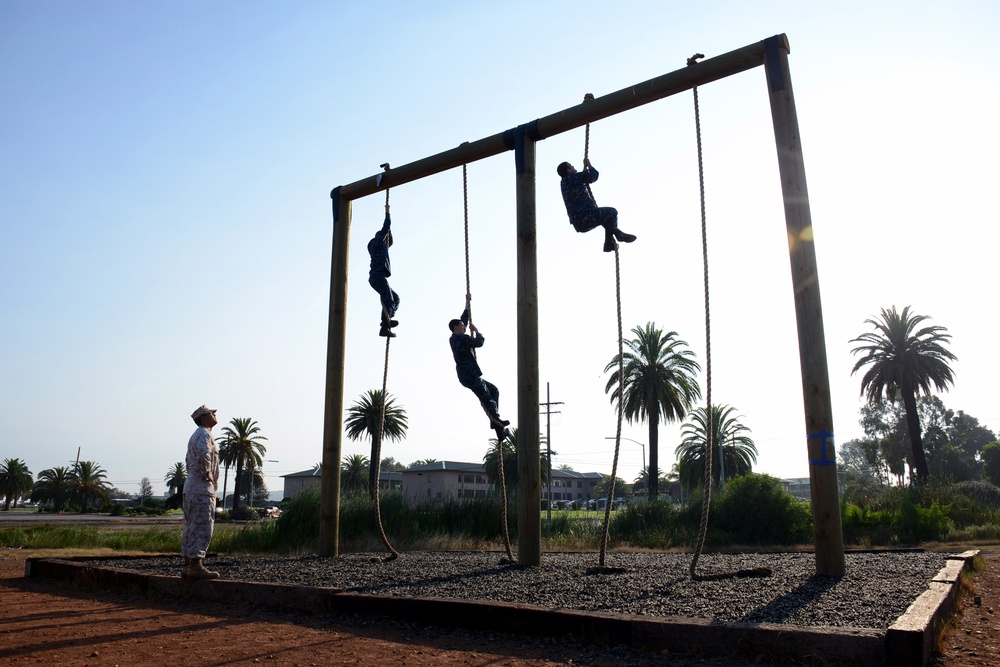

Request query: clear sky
[{"left": 2, "top": 1, "right": 998, "bottom": 497}]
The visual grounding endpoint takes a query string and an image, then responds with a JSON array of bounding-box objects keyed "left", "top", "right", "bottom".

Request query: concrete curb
[
  {"left": 26, "top": 550, "right": 979, "bottom": 666},
  {"left": 885, "top": 550, "right": 979, "bottom": 666}
]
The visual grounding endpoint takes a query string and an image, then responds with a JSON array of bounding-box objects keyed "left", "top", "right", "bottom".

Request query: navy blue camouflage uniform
[
  {"left": 449, "top": 308, "right": 504, "bottom": 428},
  {"left": 368, "top": 211, "right": 399, "bottom": 323},
  {"left": 559, "top": 164, "right": 626, "bottom": 248}
]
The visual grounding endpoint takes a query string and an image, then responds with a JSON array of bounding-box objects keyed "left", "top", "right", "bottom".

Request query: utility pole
[{"left": 539, "top": 382, "right": 563, "bottom": 526}]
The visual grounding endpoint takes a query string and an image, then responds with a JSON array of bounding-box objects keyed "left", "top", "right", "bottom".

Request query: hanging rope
[
  {"left": 595, "top": 245, "right": 625, "bottom": 570},
  {"left": 461, "top": 154, "right": 515, "bottom": 564},
  {"left": 685, "top": 55, "right": 770, "bottom": 581},
  {"left": 575, "top": 91, "right": 625, "bottom": 572},
  {"left": 582, "top": 93, "right": 598, "bottom": 207},
  {"left": 461, "top": 157, "right": 476, "bottom": 360},
  {"left": 494, "top": 428, "right": 516, "bottom": 564},
  {"left": 372, "top": 163, "right": 399, "bottom": 563}
]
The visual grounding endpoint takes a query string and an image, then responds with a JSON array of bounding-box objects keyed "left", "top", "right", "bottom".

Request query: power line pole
[{"left": 539, "top": 382, "right": 563, "bottom": 527}]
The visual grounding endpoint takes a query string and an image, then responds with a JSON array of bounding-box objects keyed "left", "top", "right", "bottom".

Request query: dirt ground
[{"left": 1, "top": 548, "right": 997, "bottom": 667}]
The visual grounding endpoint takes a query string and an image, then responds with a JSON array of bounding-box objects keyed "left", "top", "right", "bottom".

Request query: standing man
[
  {"left": 368, "top": 203, "right": 400, "bottom": 337},
  {"left": 448, "top": 296, "right": 511, "bottom": 438},
  {"left": 557, "top": 158, "right": 637, "bottom": 252},
  {"left": 182, "top": 405, "right": 221, "bottom": 580}
]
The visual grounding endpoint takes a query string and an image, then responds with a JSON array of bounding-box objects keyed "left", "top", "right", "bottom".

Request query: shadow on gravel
[{"left": 738, "top": 575, "right": 840, "bottom": 624}]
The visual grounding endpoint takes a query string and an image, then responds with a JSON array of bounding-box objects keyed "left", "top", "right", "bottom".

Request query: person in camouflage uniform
[
  {"left": 368, "top": 203, "right": 400, "bottom": 337},
  {"left": 557, "top": 158, "right": 637, "bottom": 252},
  {"left": 182, "top": 405, "right": 221, "bottom": 580},
  {"left": 448, "top": 296, "right": 510, "bottom": 438}
]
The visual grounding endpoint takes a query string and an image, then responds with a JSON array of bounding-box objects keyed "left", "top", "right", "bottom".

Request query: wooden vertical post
[
  {"left": 763, "top": 36, "right": 845, "bottom": 576},
  {"left": 514, "top": 125, "right": 541, "bottom": 566},
  {"left": 319, "top": 189, "right": 350, "bottom": 557}
]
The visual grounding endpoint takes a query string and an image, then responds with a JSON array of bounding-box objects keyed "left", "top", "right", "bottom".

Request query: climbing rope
[
  {"left": 462, "top": 156, "right": 515, "bottom": 564},
  {"left": 372, "top": 163, "right": 399, "bottom": 563},
  {"left": 582, "top": 93, "right": 598, "bottom": 206},
  {"left": 685, "top": 55, "right": 770, "bottom": 581},
  {"left": 577, "top": 91, "right": 625, "bottom": 570},
  {"left": 494, "top": 429, "right": 516, "bottom": 564},
  {"left": 686, "top": 54, "right": 714, "bottom": 580},
  {"left": 461, "top": 158, "right": 476, "bottom": 358},
  {"left": 597, "top": 245, "right": 625, "bottom": 569}
]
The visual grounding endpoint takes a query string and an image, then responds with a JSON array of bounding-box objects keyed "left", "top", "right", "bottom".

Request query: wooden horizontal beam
[{"left": 332, "top": 34, "right": 783, "bottom": 201}]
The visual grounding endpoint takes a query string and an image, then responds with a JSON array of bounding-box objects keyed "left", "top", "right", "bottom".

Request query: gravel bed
[{"left": 92, "top": 550, "right": 948, "bottom": 630}]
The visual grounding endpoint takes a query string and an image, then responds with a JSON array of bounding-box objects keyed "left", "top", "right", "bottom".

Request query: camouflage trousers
[{"left": 181, "top": 492, "right": 216, "bottom": 559}]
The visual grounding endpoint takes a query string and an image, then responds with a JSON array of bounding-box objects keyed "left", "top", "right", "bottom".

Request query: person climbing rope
[
  {"left": 448, "top": 295, "right": 511, "bottom": 437},
  {"left": 368, "top": 203, "right": 400, "bottom": 337},
  {"left": 557, "top": 158, "right": 637, "bottom": 253}
]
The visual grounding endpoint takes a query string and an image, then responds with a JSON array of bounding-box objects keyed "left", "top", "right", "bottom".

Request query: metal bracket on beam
[
  {"left": 764, "top": 35, "right": 787, "bottom": 94},
  {"left": 514, "top": 121, "right": 540, "bottom": 174},
  {"left": 330, "top": 186, "right": 342, "bottom": 223}
]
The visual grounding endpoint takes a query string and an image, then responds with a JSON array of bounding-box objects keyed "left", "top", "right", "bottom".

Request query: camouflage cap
[{"left": 190, "top": 405, "right": 217, "bottom": 420}]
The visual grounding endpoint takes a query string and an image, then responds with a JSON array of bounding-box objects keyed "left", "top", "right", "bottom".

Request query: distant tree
[
  {"left": 30, "top": 466, "right": 73, "bottom": 511},
  {"left": 380, "top": 456, "right": 406, "bottom": 472},
  {"left": 106, "top": 487, "right": 132, "bottom": 500},
  {"left": 983, "top": 443, "right": 1000, "bottom": 486},
  {"left": 604, "top": 323, "right": 701, "bottom": 499},
  {"left": 947, "top": 411, "right": 997, "bottom": 461},
  {"left": 219, "top": 417, "right": 268, "bottom": 512},
  {"left": 595, "top": 474, "right": 629, "bottom": 500},
  {"left": 557, "top": 464, "right": 576, "bottom": 472},
  {"left": 137, "top": 477, "right": 154, "bottom": 506},
  {"left": 163, "top": 462, "right": 187, "bottom": 496},
  {"left": 344, "top": 389, "right": 408, "bottom": 499},
  {"left": 851, "top": 306, "right": 957, "bottom": 481},
  {"left": 631, "top": 466, "right": 666, "bottom": 495},
  {"left": 0, "top": 458, "right": 33, "bottom": 510},
  {"left": 234, "top": 466, "right": 266, "bottom": 506},
  {"left": 218, "top": 437, "right": 239, "bottom": 511},
  {"left": 70, "top": 461, "right": 110, "bottom": 513},
  {"left": 483, "top": 428, "right": 550, "bottom": 491},
  {"left": 676, "top": 404, "right": 756, "bottom": 494},
  {"left": 341, "top": 454, "right": 370, "bottom": 494},
  {"left": 408, "top": 459, "right": 438, "bottom": 468}
]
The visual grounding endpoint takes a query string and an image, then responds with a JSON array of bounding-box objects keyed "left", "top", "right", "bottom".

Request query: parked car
[{"left": 264, "top": 506, "right": 281, "bottom": 518}]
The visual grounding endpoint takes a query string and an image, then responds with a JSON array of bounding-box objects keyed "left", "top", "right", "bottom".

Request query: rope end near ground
[{"left": 691, "top": 566, "right": 772, "bottom": 581}]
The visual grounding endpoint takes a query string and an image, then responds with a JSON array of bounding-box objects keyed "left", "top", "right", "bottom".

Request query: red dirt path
[{"left": 2, "top": 548, "right": 997, "bottom": 666}]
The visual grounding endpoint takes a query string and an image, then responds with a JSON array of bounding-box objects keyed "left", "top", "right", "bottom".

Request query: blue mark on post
[{"left": 808, "top": 428, "right": 836, "bottom": 467}]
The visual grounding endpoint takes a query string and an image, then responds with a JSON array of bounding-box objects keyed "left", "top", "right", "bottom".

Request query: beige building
[{"left": 281, "top": 467, "right": 401, "bottom": 500}]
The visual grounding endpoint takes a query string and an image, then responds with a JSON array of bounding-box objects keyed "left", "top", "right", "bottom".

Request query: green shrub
[
  {"left": 841, "top": 501, "right": 899, "bottom": 545},
  {"left": 610, "top": 498, "right": 685, "bottom": 548},
  {"left": 230, "top": 506, "right": 259, "bottom": 521},
  {"left": 712, "top": 474, "right": 812, "bottom": 545}
]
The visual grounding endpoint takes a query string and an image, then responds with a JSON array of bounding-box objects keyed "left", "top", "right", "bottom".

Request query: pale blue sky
[{"left": 2, "top": 1, "right": 998, "bottom": 496}]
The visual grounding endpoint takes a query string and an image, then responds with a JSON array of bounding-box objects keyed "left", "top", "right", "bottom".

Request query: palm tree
[
  {"left": 0, "top": 458, "right": 33, "bottom": 510},
  {"left": 604, "top": 323, "right": 701, "bottom": 499},
  {"left": 163, "top": 462, "right": 187, "bottom": 497},
  {"left": 595, "top": 474, "right": 629, "bottom": 500},
  {"left": 851, "top": 306, "right": 957, "bottom": 482},
  {"left": 344, "top": 389, "right": 408, "bottom": 499},
  {"left": 631, "top": 466, "right": 665, "bottom": 496},
  {"left": 341, "top": 454, "right": 370, "bottom": 494},
  {"left": 30, "top": 466, "right": 73, "bottom": 512},
  {"left": 482, "top": 428, "right": 550, "bottom": 491},
  {"left": 217, "top": 435, "right": 239, "bottom": 510},
  {"left": 218, "top": 417, "right": 268, "bottom": 511},
  {"left": 675, "top": 404, "right": 757, "bottom": 494},
  {"left": 70, "top": 461, "right": 110, "bottom": 513}
]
